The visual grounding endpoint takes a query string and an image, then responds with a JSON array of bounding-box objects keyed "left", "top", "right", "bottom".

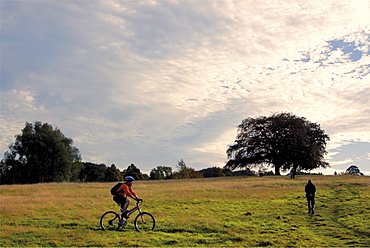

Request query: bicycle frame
[
  {"left": 125, "top": 202, "right": 141, "bottom": 217},
  {"left": 125, "top": 201, "right": 148, "bottom": 224}
]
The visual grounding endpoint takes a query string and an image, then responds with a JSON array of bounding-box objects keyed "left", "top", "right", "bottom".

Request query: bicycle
[{"left": 100, "top": 200, "right": 155, "bottom": 232}]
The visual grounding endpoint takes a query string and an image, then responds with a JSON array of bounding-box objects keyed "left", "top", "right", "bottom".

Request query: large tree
[
  {"left": 0, "top": 121, "right": 82, "bottom": 184},
  {"left": 345, "top": 165, "right": 364, "bottom": 176},
  {"left": 225, "top": 113, "right": 330, "bottom": 175}
]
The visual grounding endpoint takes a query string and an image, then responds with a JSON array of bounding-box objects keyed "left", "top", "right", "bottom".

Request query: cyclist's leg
[
  {"left": 122, "top": 198, "right": 131, "bottom": 212},
  {"left": 116, "top": 196, "right": 130, "bottom": 219},
  {"left": 120, "top": 197, "right": 128, "bottom": 213},
  {"left": 122, "top": 198, "right": 131, "bottom": 218}
]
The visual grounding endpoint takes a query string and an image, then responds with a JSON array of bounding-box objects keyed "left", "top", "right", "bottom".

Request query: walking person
[{"left": 305, "top": 179, "right": 316, "bottom": 214}]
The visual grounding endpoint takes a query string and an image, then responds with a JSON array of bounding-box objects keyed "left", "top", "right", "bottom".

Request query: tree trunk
[{"left": 275, "top": 166, "right": 280, "bottom": 175}]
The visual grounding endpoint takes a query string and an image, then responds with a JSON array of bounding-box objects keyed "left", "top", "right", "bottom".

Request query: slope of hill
[{"left": 0, "top": 175, "right": 369, "bottom": 247}]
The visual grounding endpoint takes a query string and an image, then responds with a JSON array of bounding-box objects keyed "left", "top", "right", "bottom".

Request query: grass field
[{"left": 1, "top": 175, "right": 369, "bottom": 247}]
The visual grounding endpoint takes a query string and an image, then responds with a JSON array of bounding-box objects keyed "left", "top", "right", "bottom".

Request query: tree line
[
  {"left": 0, "top": 121, "right": 252, "bottom": 184},
  {"left": 1, "top": 113, "right": 332, "bottom": 184}
]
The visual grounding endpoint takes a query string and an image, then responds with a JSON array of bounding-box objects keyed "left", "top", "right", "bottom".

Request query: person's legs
[
  {"left": 307, "top": 197, "right": 313, "bottom": 213},
  {"left": 119, "top": 198, "right": 131, "bottom": 218},
  {"left": 307, "top": 197, "right": 315, "bottom": 213},
  {"left": 122, "top": 198, "right": 131, "bottom": 212}
]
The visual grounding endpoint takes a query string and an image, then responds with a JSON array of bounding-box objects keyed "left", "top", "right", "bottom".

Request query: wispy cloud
[{"left": 1, "top": 0, "right": 369, "bottom": 173}]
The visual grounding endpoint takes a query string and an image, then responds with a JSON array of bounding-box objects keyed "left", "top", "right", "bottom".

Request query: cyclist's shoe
[
  {"left": 120, "top": 219, "right": 127, "bottom": 227},
  {"left": 122, "top": 211, "right": 130, "bottom": 219}
]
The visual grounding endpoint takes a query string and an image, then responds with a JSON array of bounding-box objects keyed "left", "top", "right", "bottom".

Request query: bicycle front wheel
[
  {"left": 134, "top": 212, "right": 155, "bottom": 232},
  {"left": 100, "top": 211, "right": 121, "bottom": 231}
]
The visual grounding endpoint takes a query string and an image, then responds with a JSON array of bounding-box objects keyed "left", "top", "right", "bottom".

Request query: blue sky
[{"left": 1, "top": 0, "right": 369, "bottom": 175}]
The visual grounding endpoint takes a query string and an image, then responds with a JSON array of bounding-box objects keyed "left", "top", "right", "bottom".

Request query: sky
[{"left": 1, "top": 0, "right": 369, "bottom": 176}]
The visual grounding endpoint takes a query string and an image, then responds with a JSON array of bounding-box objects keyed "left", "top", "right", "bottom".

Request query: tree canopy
[
  {"left": 172, "top": 159, "right": 203, "bottom": 179},
  {"left": 0, "top": 121, "right": 82, "bottom": 184},
  {"left": 104, "top": 164, "right": 123, "bottom": 181},
  {"left": 345, "top": 165, "right": 364, "bottom": 176},
  {"left": 150, "top": 166, "right": 173, "bottom": 180},
  {"left": 225, "top": 113, "right": 330, "bottom": 175},
  {"left": 198, "top": 167, "right": 226, "bottom": 178},
  {"left": 122, "top": 164, "right": 146, "bottom": 180},
  {"left": 78, "top": 162, "right": 107, "bottom": 182}
]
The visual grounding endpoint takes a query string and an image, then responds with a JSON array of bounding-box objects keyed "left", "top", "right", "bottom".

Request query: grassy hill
[{"left": 1, "top": 175, "right": 369, "bottom": 247}]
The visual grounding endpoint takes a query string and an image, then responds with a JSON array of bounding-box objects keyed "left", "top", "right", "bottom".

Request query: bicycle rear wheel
[
  {"left": 100, "top": 211, "right": 121, "bottom": 231},
  {"left": 134, "top": 212, "right": 155, "bottom": 232}
]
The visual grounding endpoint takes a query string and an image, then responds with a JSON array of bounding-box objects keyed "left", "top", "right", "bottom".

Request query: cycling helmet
[{"left": 124, "top": 176, "right": 135, "bottom": 182}]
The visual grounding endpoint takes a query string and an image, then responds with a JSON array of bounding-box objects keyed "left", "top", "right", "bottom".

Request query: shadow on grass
[
  {"left": 161, "top": 228, "right": 198, "bottom": 233},
  {"left": 59, "top": 222, "right": 102, "bottom": 231},
  {"left": 159, "top": 227, "right": 218, "bottom": 234}
]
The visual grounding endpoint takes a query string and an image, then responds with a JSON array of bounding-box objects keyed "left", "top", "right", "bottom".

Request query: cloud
[
  {"left": 328, "top": 158, "right": 354, "bottom": 167},
  {"left": 1, "top": 0, "right": 369, "bottom": 173}
]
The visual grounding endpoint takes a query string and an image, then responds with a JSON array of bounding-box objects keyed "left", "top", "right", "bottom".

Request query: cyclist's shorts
[{"left": 113, "top": 195, "right": 127, "bottom": 207}]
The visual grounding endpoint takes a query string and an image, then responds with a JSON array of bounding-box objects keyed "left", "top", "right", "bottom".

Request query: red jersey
[{"left": 117, "top": 183, "right": 138, "bottom": 199}]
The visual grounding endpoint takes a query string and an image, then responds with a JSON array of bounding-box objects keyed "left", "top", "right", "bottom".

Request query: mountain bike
[{"left": 100, "top": 200, "right": 155, "bottom": 232}]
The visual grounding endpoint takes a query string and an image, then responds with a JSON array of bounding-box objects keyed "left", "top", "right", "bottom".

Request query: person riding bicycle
[
  {"left": 305, "top": 179, "right": 316, "bottom": 213},
  {"left": 113, "top": 176, "right": 142, "bottom": 218}
]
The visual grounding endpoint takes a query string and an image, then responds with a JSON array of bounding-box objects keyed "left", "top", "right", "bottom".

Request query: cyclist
[
  {"left": 113, "top": 176, "right": 142, "bottom": 218},
  {"left": 305, "top": 179, "right": 316, "bottom": 213}
]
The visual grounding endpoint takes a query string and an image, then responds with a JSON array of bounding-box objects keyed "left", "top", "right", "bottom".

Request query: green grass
[{"left": 1, "top": 175, "right": 369, "bottom": 247}]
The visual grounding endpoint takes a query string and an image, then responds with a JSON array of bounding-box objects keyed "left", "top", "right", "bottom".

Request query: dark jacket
[{"left": 305, "top": 181, "right": 316, "bottom": 198}]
